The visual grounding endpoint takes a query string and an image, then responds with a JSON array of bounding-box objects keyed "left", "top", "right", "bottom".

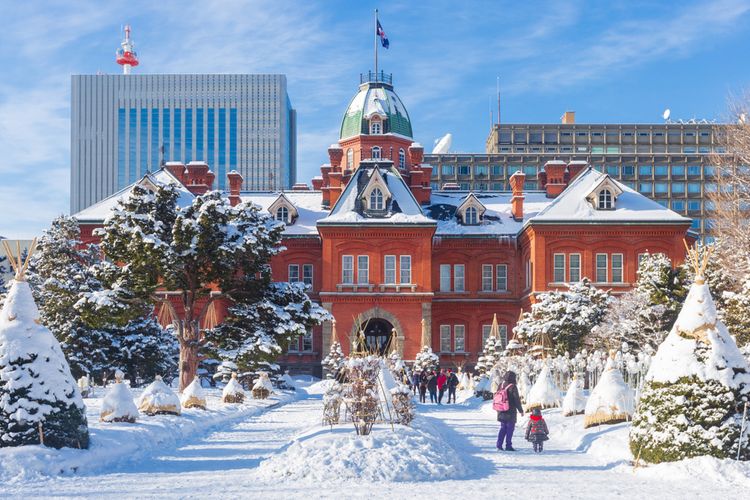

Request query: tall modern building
[
  {"left": 425, "top": 112, "right": 724, "bottom": 238},
  {"left": 70, "top": 74, "right": 296, "bottom": 212}
]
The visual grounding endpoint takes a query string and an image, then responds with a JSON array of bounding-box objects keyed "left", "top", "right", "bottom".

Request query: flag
[{"left": 376, "top": 20, "right": 389, "bottom": 49}]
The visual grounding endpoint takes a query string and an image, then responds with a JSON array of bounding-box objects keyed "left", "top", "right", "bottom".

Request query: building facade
[
  {"left": 70, "top": 74, "right": 296, "bottom": 212},
  {"left": 74, "top": 74, "right": 693, "bottom": 377},
  {"left": 426, "top": 115, "right": 722, "bottom": 238}
]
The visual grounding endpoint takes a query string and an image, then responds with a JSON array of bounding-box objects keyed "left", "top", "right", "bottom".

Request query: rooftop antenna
[
  {"left": 116, "top": 25, "right": 139, "bottom": 75},
  {"left": 496, "top": 76, "right": 501, "bottom": 125},
  {"left": 662, "top": 108, "right": 671, "bottom": 123}
]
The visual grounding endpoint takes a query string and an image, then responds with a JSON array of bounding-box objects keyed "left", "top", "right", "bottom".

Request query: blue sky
[{"left": 1, "top": 0, "right": 750, "bottom": 238}]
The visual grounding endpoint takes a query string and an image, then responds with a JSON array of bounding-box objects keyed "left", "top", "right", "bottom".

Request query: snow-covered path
[{"left": 1, "top": 387, "right": 746, "bottom": 499}]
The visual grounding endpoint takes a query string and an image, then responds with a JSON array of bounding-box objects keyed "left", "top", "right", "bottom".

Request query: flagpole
[{"left": 374, "top": 9, "right": 379, "bottom": 78}]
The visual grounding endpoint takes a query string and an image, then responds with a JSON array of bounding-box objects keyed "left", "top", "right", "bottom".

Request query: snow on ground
[
  {"left": 0, "top": 385, "right": 295, "bottom": 484},
  {"left": 1, "top": 381, "right": 748, "bottom": 499}
]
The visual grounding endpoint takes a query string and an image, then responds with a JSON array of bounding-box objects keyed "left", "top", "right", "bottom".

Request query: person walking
[
  {"left": 447, "top": 368, "right": 459, "bottom": 404},
  {"left": 418, "top": 371, "right": 428, "bottom": 403},
  {"left": 437, "top": 369, "right": 447, "bottom": 404},
  {"left": 525, "top": 407, "right": 550, "bottom": 453},
  {"left": 495, "top": 370, "right": 524, "bottom": 451},
  {"left": 427, "top": 370, "right": 438, "bottom": 403},
  {"left": 411, "top": 370, "right": 421, "bottom": 395}
]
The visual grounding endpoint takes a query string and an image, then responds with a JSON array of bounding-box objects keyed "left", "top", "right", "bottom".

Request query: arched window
[
  {"left": 372, "top": 146, "right": 381, "bottom": 159},
  {"left": 346, "top": 148, "right": 354, "bottom": 169},
  {"left": 598, "top": 189, "right": 613, "bottom": 209},
  {"left": 276, "top": 206, "right": 289, "bottom": 222},
  {"left": 465, "top": 206, "right": 478, "bottom": 225},
  {"left": 398, "top": 149, "right": 406, "bottom": 169},
  {"left": 370, "top": 119, "right": 382, "bottom": 134},
  {"left": 370, "top": 188, "right": 384, "bottom": 210}
]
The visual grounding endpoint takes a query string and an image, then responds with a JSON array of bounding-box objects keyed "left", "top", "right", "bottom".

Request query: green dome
[{"left": 339, "top": 80, "right": 413, "bottom": 140}]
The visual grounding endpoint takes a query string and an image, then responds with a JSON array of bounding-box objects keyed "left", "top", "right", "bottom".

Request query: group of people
[
  {"left": 495, "top": 370, "right": 550, "bottom": 453},
  {"left": 407, "top": 368, "right": 460, "bottom": 405}
]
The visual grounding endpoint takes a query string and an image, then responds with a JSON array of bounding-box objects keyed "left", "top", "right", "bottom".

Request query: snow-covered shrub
[
  {"left": 323, "top": 381, "right": 343, "bottom": 426},
  {"left": 322, "top": 341, "right": 346, "bottom": 378},
  {"left": 181, "top": 377, "right": 207, "bottom": 410},
  {"left": 413, "top": 346, "right": 438, "bottom": 373},
  {"left": 252, "top": 372, "right": 274, "bottom": 400},
  {"left": 138, "top": 376, "right": 181, "bottom": 415},
  {"left": 473, "top": 374, "right": 492, "bottom": 400},
  {"left": 222, "top": 373, "right": 245, "bottom": 404},
  {"left": 390, "top": 384, "right": 415, "bottom": 426},
  {"left": 525, "top": 363, "right": 561, "bottom": 411},
  {"left": 342, "top": 356, "right": 381, "bottom": 435},
  {"left": 584, "top": 353, "right": 634, "bottom": 428},
  {"left": 630, "top": 274, "right": 750, "bottom": 463},
  {"left": 100, "top": 370, "right": 138, "bottom": 423},
  {"left": 562, "top": 376, "right": 586, "bottom": 416},
  {"left": 0, "top": 278, "right": 90, "bottom": 449}
]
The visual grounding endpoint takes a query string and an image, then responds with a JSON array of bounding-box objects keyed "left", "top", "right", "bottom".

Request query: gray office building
[
  {"left": 71, "top": 74, "right": 296, "bottom": 212},
  {"left": 426, "top": 113, "right": 724, "bottom": 238}
]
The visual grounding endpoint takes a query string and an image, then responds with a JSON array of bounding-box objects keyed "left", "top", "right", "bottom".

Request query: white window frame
[
  {"left": 370, "top": 187, "right": 384, "bottom": 210},
  {"left": 398, "top": 148, "right": 406, "bottom": 168},
  {"left": 342, "top": 255, "right": 354, "bottom": 284},
  {"left": 553, "top": 253, "right": 566, "bottom": 282},
  {"left": 598, "top": 189, "right": 613, "bottom": 209},
  {"left": 496, "top": 264, "right": 508, "bottom": 291},
  {"left": 399, "top": 255, "right": 411, "bottom": 284},
  {"left": 454, "top": 325, "right": 465, "bottom": 353},
  {"left": 357, "top": 255, "right": 369, "bottom": 284},
  {"left": 440, "top": 264, "right": 451, "bottom": 292},
  {"left": 384, "top": 255, "right": 396, "bottom": 284},
  {"left": 465, "top": 206, "right": 478, "bottom": 225},
  {"left": 482, "top": 264, "right": 493, "bottom": 291},
  {"left": 482, "top": 325, "right": 492, "bottom": 347},
  {"left": 276, "top": 206, "right": 289, "bottom": 223},
  {"left": 440, "top": 325, "right": 451, "bottom": 353},
  {"left": 288, "top": 336, "right": 299, "bottom": 353},
  {"left": 288, "top": 264, "right": 299, "bottom": 283},
  {"left": 372, "top": 146, "right": 381, "bottom": 159},
  {"left": 346, "top": 148, "right": 354, "bottom": 169},
  {"left": 612, "top": 253, "right": 624, "bottom": 283},
  {"left": 370, "top": 119, "right": 382, "bottom": 135},
  {"left": 596, "top": 253, "right": 608, "bottom": 283},
  {"left": 302, "top": 328, "right": 313, "bottom": 352},
  {"left": 569, "top": 253, "right": 581, "bottom": 283},
  {"left": 454, "top": 264, "right": 465, "bottom": 292},
  {"left": 302, "top": 264, "right": 313, "bottom": 287},
  {"left": 498, "top": 325, "right": 508, "bottom": 349}
]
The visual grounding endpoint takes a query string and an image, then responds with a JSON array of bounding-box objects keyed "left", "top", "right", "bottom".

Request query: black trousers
[
  {"left": 438, "top": 387, "right": 446, "bottom": 403},
  {"left": 419, "top": 386, "right": 427, "bottom": 403},
  {"left": 429, "top": 389, "right": 437, "bottom": 403},
  {"left": 448, "top": 386, "right": 457, "bottom": 403}
]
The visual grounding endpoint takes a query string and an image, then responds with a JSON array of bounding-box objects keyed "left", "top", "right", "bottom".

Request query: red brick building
[{"left": 75, "top": 73, "right": 692, "bottom": 376}]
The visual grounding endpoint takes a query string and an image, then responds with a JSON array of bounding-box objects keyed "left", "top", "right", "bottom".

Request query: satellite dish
[
  {"left": 662, "top": 109, "right": 671, "bottom": 121},
  {"left": 431, "top": 133, "right": 453, "bottom": 154}
]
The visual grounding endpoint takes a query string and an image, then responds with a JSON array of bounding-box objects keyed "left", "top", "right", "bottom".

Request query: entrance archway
[{"left": 363, "top": 318, "right": 394, "bottom": 355}]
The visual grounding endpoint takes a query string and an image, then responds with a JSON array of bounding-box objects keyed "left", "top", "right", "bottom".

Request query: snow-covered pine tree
[
  {"left": 630, "top": 248, "right": 750, "bottom": 463},
  {"left": 635, "top": 252, "right": 688, "bottom": 336},
  {"left": 206, "top": 281, "right": 328, "bottom": 377},
  {"left": 513, "top": 278, "right": 611, "bottom": 354},
  {"left": 0, "top": 244, "right": 89, "bottom": 449},
  {"left": 723, "top": 279, "right": 750, "bottom": 347},
  {"left": 26, "top": 216, "right": 112, "bottom": 380},
  {"left": 88, "top": 184, "right": 286, "bottom": 390},
  {"left": 475, "top": 335, "right": 500, "bottom": 375},
  {"left": 322, "top": 341, "right": 345, "bottom": 378}
]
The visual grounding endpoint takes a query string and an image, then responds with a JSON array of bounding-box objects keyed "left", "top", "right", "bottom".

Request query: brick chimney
[
  {"left": 567, "top": 160, "right": 587, "bottom": 181},
  {"left": 509, "top": 171, "right": 525, "bottom": 221},
  {"left": 184, "top": 161, "right": 212, "bottom": 195},
  {"left": 561, "top": 111, "right": 575, "bottom": 124},
  {"left": 227, "top": 170, "right": 243, "bottom": 206},
  {"left": 543, "top": 160, "right": 567, "bottom": 198},
  {"left": 165, "top": 162, "right": 187, "bottom": 184},
  {"left": 328, "top": 144, "right": 343, "bottom": 171},
  {"left": 311, "top": 176, "right": 323, "bottom": 191},
  {"left": 408, "top": 143, "right": 424, "bottom": 166}
]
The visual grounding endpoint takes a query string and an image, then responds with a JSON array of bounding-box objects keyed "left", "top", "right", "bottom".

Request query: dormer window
[
  {"left": 372, "top": 146, "right": 381, "bottom": 159},
  {"left": 585, "top": 175, "right": 623, "bottom": 211},
  {"left": 598, "top": 189, "right": 613, "bottom": 209},
  {"left": 398, "top": 148, "right": 406, "bottom": 169},
  {"left": 276, "top": 206, "right": 289, "bottom": 222},
  {"left": 456, "top": 193, "right": 486, "bottom": 226},
  {"left": 370, "top": 188, "right": 384, "bottom": 210},
  {"left": 268, "top": 193, "right": 298, "bottom": 225},
  {"left": 370, "top": 118, "right": 382, "bottom": 135}
]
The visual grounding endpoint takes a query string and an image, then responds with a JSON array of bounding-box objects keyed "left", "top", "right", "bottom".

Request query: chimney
[
  {"left": 227, "top": 170, "right": 243, "bottom": 206},
  {"left": 311, "top": 176, "right": 323, "bottom": 191},
  {"left": 543, "top": 160, "right": 567, "bottom": 198},
  {"left": 328, "top": 144, "right": 343, "bottom": 171},
  {"left": 184, "top": 161, "right": 212, "bottom": 195},
  {"left": 561, "top": 111, "right": 575, "bottom": 124},
  {"left": 292, "top": 183, "right": 310, "bottom": 191},
  {"left": 509, "top": 171, "right": 525, "bottom": 221},
  {"left": 408, "top": 142, "right": 424, "bottom": 166},
  {"left": 567, "top": 160, "right": 587, "bottom": 181},
  {"left": 165, "top": 162, "right": 187, "bottom": 184}
]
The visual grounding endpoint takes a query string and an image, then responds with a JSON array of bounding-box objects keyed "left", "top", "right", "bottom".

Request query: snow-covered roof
[
  {"left": 74, "top": 169, "right": 195, "bottom": 223},
  {"left": 530, "top": 168, "right": 691, "bottom": 225},
  {"left": 426, "top": 192, "right": 551, "bottom": 236},
  {"left": 240, "top": 191, "right": 328, "bottom": 236},
  {"left": 340, "top": 82, "right": 413, "bottom": 139},
  {"left": 319, "top": 163, "right": 434, "bottom": 226}
]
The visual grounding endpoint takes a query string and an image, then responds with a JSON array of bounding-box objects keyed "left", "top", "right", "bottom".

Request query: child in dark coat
[{"left": 525, "top": 407, "right": 550, "bottom": 453}]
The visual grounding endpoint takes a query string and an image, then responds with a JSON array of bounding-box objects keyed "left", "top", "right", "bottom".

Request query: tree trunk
[{"left": 179, "top": 321, "right": 201, "bottom": 391}]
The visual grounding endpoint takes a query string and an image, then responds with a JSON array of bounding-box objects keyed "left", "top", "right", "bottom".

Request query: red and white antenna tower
[{"left": 116, "top": 25, "right": 139, "bottom": 75}]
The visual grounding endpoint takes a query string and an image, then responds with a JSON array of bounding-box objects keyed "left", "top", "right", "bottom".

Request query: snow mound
[
  {"left": 525, "top": 363, "right": 561, "bottom": 410},
  {"left": 256, "top": 418, "right": 467, "bottom": 483},
  {"left": 137, "top": 377, "right": 181, "bottom": 415},
  {"left": 562, "top": 377, "right": 586, "bottom": 416},
  {"left": 100, "top": 380, "right": 138, "bottom": 423},
  {"left": 181, "top": 377, "right": 207, "bottom": 409},
  {"left": 634, "top": 455, "right": 750, "bottom": 488},
  {"left": 585, "top": 357, "right": 634, "bottom": 427}
]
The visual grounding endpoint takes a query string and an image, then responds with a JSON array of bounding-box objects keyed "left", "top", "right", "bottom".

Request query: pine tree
[
  {"left": 514, "top": 278, "right": 611, "bottom": 354},
  {"left": 723, "top": 279, "right": 750, "bottom": 348},
  {"left": 630, "top": 255, "right": 750, "bottom": 463},
  {"left": 413, "top": 346, "right": 439, "bottom": 373},
  {"left": 323, "top": 341, "right": 345, "bottom": 378},
  {"left": 0, "top": 258, "right": 89, "bottom": 449},
  {"left": 635, "top": 252, "right": 688, "bottom": 337},
  {"left": 475, "top": 335, "right": 500, "bottom": 375},
  {"left": 206, "top": 281, "right": 328, "bottom": 376},
  {"left": 87, "top": 184, "right": 286, "bottom": 390}
]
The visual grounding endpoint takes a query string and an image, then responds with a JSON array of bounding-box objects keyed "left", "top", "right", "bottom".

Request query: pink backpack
[{"left": 492, "top": 384, "right": 513, "bottom": 412}]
